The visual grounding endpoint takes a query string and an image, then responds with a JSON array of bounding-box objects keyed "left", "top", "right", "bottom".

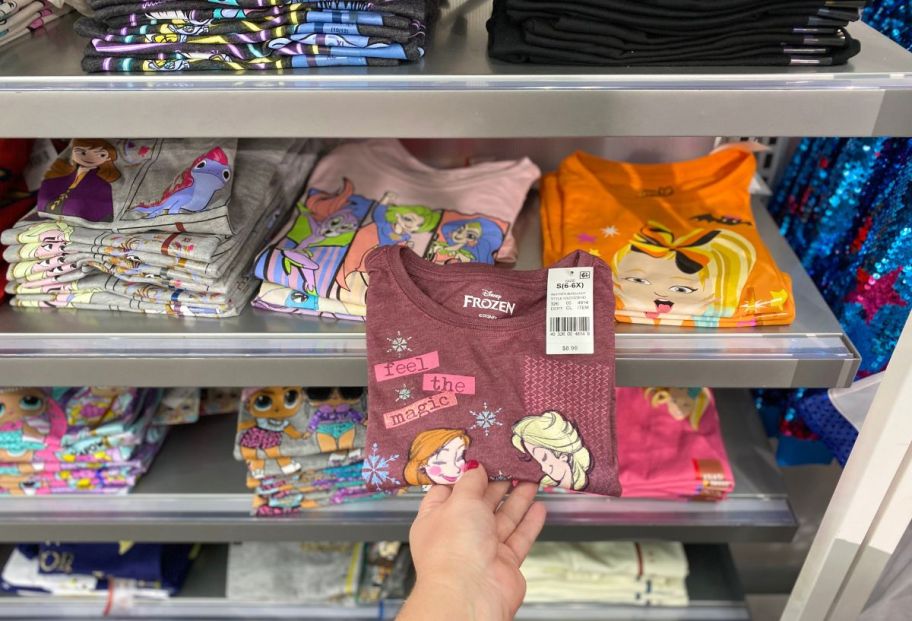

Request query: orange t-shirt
[{"left": 541, "top": 148, "right": 795, "bottom": 328}]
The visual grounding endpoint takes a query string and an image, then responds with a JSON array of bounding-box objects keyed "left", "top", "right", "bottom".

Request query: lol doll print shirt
[
  {"left": 252, "top": 139, "right": 540, "bottom": 320},
  {"left": 362, "top": 245, "right": 620, "bottom": 496},
  {"left": 540, "top": 147, "right": 795, "bottom": 328}
]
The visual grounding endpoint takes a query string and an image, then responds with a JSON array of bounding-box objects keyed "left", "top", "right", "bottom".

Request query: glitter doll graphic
[
  {"left": 403, "top": 429, "right": 471, "bottom": 486},
  {"left": 427, "top": 217, "right": 506, "bottom": 265},
  {"left": 511, "top": 411, "right": 592, "bottom": 491},
  {"left": 38, "top": 140, "right": 121, "bottom": 223},
  {"left": 645, "top": 387, "right": 711, "bottom": 430},
  {"left": 612, "top": 221, "right": 757, "bottom": 326},
  {"left": 237, "top": 387, "right": 309, "bottom": 475},
  {"left": 0, "top": 389, "right": 52, "bottom": 462},
  {"left": 305, "top": 387, "right": 366, "bottom": 453}
]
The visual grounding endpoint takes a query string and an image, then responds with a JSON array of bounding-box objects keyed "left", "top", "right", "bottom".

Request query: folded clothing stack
[
  {"left": 541, "top": 147, "right": 796, "bottom": 328},
  {"left": 252, "top": 139, "right": 539, "bottom": 321},
  {"left": 2, "top": 543, "right": 198, "bottom": 598},
  {"left": 0, "top": 387, "right": 167, "bottom": 495},
  {"left": 154, "top": 386, "right": 241, "bottom": 424},
  {"left": 0, "top": 0, "right": 73, "bottom": 49},
  {"left": 227, "top": 542, "right": 363, "bottom": 603},
  {"left": 2, "top": 138, "right": 316, "bottom": 317},
  {"left": 0, "top": 140, "right": 38, "bottom": 298},
  {"left": 227, "top": 541, "right": 413, "bottom": 604},
  {"left": 75, "top": 0, "right": 436, "bottom": 73},
  {"left": 616, "top": 387, "right": 734, "bottom": 500},
  {"left": 488, "top": 0, "right": 867, "bottom": 66},
  {"left": 522, "top": 542, "right": 689, "bottom": 605},
  {"left": 234, "top": 386, "right": 392, "bottom": 515}
]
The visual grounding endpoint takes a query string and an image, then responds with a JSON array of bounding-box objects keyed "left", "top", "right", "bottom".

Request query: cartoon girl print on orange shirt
[
  {"left": 238, "top": 387, "right": 310, "bottom": 476},
  {"left": 403, "top": 428, "right": 471, "bottom": 486},
  {"left": 511, "top": 411, "right": 592, "bottom": 491},
  {"left": 613, "top": 221, "right": 756, "bottom": 326},
  {"left": 0, "top": 389, "right": 51, "bottom": 461},
  {"left": 38, "top": 140, "right": 122, "bottom": 223}
]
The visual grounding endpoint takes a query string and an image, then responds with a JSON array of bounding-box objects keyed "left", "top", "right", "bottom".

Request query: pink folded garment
[{"left": 615, "top": 387, "right": 734, "bottom": 500}]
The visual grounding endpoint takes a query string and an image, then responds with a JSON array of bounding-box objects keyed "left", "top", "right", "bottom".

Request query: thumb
[
  {"left": 452, "top": 462, "right": 488, "bottom": 501},
  {"left": 416, "top": 484, "right": 452, "bottom": 518}
]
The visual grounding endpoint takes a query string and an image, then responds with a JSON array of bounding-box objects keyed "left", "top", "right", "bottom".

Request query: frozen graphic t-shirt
[
  {"left": 362, "top": 245, "right": 620, "bottom": 496},
  {"left": 252, "top": 139, "right": 540, "bottom": 320},
  {"left": 36, "top": 138, "right": 237, "bottom": 234}
]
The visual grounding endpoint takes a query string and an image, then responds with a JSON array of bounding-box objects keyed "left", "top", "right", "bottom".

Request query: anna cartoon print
[
  {"left": 403, "top": 428, "right": 473, "bottom": 486},
  {"left": 512, "top": 411, "right": 592, "bottom": 491},
  {"left": 237, "top": 387, "right": 310, "bottom": 476}
]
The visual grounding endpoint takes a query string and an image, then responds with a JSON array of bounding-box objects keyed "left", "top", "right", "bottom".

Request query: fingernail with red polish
[{"left": 465, "top": 460, "right": 479, "bottom": 471}]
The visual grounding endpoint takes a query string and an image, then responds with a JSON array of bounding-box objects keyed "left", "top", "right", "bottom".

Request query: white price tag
[{"left": 546, "top": 267, "right": 594, "bottom": 355}]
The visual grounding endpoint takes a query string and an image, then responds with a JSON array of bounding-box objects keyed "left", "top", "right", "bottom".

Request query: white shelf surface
[
  {"left": 0, "top": 544, "right": 749, "bottom": 620},
  {"left": 0, "top": 3, "right": 910, "bottom": 137},
  {"left": 0, "top": 390, "right": 797, "bottom": 543},
  {"left": 0, "top": 199, "right": 859, "bottom": 388}
]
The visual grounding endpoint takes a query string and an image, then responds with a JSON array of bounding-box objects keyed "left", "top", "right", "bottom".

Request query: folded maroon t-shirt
[{"left": 362, "top": 245, "right": 620, "bottom": 497}]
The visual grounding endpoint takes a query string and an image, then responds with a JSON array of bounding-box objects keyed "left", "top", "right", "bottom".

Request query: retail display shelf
[
  {"left": 0, "top": 199, "right": 859, "bottom": 388},
  {"left": 0, "top": 390, "right": 796, "bottom": 543},
  {"left": 0, "top": 544, "right": 748, "bottom": 620},
  {"left": 0, "top": 4, "right": 910, "bottom": 138}
]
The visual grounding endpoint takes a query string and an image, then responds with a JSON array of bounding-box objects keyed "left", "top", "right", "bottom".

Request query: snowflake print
[
  {"left": 394, "top": 384, "right": 413, "bottom": 402},
  {"left": 601, "top": 225, "right": 619, "bottom": 238},
  {"left": 386, "top": 331, "right": 413, "bottom": 356},
  {"left": 469, "top": 402, "right": 503, "bottom": 437},
  {"left": 361, "top": 443, "right": 401, "bottom": 487}
]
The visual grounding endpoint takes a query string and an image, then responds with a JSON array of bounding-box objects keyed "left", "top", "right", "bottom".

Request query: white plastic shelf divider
[
  {"left": 0, "top": 390, "right": 796, "bottom": 543},
  {"left": 0, "top": 3, "right": 910, "bottom": 138},
  {"left": 0, "top": 198, "right": 859, "bottom": 388}
]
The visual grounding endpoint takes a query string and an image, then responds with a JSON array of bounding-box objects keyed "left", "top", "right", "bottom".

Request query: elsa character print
[
  {"left": 511, "top": 411, "right": 592, "bottom": 491},
  {"left": 428, "top": 217, "right": 505, "bottom": 265}
]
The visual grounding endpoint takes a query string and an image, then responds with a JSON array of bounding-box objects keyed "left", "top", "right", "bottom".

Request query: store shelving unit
[
  {"left": 0, "top": 544, "right": 749, "bottom": 620},
  {"left": 0, "top": 200, "right": 859, "bottom": 388},
  {"left": 0, "top": 390, "right": 795, "bottom": 543},
  {"left": 0, "top": 0, "right": 910, "bottom": 618},
  {"left": 0, "top": 9, "right": 910, "bottom": 138}
]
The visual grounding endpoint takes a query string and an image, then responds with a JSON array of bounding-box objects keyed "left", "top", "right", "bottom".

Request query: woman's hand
[{"left": 398, "top": 463, "right": 547, "bottom": 621}]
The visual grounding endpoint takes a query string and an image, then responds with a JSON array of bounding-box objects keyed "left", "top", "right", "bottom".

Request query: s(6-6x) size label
[{"left": 546, "top": 267, "right": 594, "bottom": 355}]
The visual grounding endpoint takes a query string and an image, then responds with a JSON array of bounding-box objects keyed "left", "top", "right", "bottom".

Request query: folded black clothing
[
  {"left": 614, "top": 0, "right": 866, "bottom": 8},
  {"left": 522, "top": 31, "right": 842, "bottom": 62},
  {"left": 522, "top": 19, "right": 851, "bottom": 53},
  {"left": 488, "top": 0, "right": 862, "bottom": 65},
  {"left": 542, "top": 14, "right": 846, "bottom": 44},
  {"left": 504, "top": 0, "right": 860, "bottom": 33},
  {"left": 75, "top": 17, "right": 415, "bottom": 44},
  {"left": 508, "top": 0, "right": 865, "bottom": 21}
]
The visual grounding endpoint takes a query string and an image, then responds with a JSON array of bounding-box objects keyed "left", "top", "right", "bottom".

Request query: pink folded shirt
[
  {"left": 616, "top": 387, "right": 734, "bottom": 499},
  {"left": 362, "top": 245, "right": 620, "bottom": 497}
]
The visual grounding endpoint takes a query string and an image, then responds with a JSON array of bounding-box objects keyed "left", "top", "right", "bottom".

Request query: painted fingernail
[{"left": 465, "top": 460, "right": 479, "bottom": 471}]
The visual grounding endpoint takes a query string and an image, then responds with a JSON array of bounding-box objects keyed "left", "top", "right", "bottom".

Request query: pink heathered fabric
[{"left": 362, "top": 244, "right": 619, "bottom": 497}]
